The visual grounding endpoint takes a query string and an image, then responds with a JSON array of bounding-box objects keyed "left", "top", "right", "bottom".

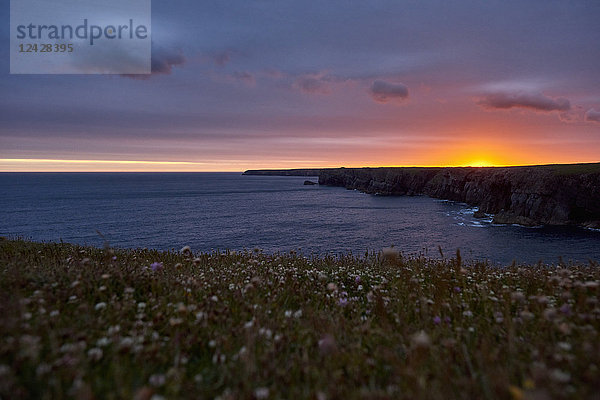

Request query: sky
[{"left": 1, "top": 0, "right": 600, "bottom": 171}]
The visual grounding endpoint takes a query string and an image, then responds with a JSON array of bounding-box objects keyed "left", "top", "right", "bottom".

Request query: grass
[
  {"left": 1, "top": 239, "right": 599, "bottom": 399},
  {"left": 539, "top": 163, "right": 600, "bottom": 176}
]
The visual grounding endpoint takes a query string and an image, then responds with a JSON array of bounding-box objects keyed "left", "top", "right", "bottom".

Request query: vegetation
[
  {"left": 1, "top": 239, "right": 599, "bottom": 399},
  {"left": 540, "top": 162, "right": 600, "bottom": 176}
]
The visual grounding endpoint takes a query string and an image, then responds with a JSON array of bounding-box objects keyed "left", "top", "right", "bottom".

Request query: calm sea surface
[{"left": 1, "top": 173, "right": 599, "bottom": 264}]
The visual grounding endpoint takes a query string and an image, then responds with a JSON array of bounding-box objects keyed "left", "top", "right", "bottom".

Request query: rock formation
[{"left": 316, "top": 164, "right": 600, "bottom": 227}]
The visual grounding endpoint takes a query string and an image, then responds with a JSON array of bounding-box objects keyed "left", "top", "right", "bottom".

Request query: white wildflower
[{"left": 254, "top": 387, "right": 269, "bottom": 399}]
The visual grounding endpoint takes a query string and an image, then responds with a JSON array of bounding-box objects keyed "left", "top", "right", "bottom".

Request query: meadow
[{"left": 0, "top": 239, "right": 598, "bottom": 399}]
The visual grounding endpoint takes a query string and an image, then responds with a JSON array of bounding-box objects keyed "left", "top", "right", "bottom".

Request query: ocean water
[{"left": 1, "top": 172, "right": 599, "bottom": 265}]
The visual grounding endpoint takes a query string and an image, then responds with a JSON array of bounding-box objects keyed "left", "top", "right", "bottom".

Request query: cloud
[
  {"left": 151, "top": 47, "right": 185, "bottom": 75},
  {"left": 213, "top": 51, "right": 231, "bottom": 66},
  {"left": 477, "top": 92, "right": 571, "bottom": 112},
  {"left": 585, "top": 108, "right": 600, "bottom": 123},
  {"left": 232, "top": 71, "right": 256, "bottom": 86},
  {"left": 369, "top": 80, "right": 409, "bottom": 103},
  {"left": 122, "top": 46, "right": 185, "bottom": 79},
  {"left": 558, "top": 111, "right": 578, "bottom": 123},
  {"left": 294, "top": 74, "right": 332, "bottom": 95}
]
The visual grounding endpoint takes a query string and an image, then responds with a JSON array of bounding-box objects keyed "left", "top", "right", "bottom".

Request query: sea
[{"left": 1, "top": 172, "right": 599, "bottom": 265}]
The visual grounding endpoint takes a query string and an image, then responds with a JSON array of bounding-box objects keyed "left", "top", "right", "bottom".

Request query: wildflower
[
  {"left": 94, "top": 302, "right": 107, "bottom": 311},
  {"left": 559, "top": 304, "right": 571, "bottom": 315},
  {"left": 108, "top": 325, "right": 120, "bottom": 335},
  {"left": 177, "top": 303, "right": 187, "bottom": 313},
  {"left": 511, "top": 291, "right": 525, "bottom": 302},
  {"left": 49, "top": 310, "right": 59, "bottom": 317},
  {"left": 355, "top": 276, "right": 361, "bottom": 283},
  {"left": 87, "top": 347, "right": 103, "bottom": 361},
  {"left": 180, "top": 245, "right": 192, "bottom": 257},
  {"left": 118, "top": 337, "right": 134, "bottom": 351},
  {"left": 149, "top": 373, "right": 166, "bottom": 387},
  {"left": 284, "top": 310, "right": 292, "bottom": 318},
  {"left": 150, "top": 262, "right": 163, "bottom": 272},
  {"left": 195, "top": 311, "right": 206, "bottom": 320},
  {"left": 338, "top": 297, "right": 348, "bottom": 307},
  {"left": 433, "top": 316, "right": 441, "bottom": 325},
  {"left": 558, "top": 322, "right": 571, "bottom": 335},
  {"left": 543, "top": 307, "right": 557, "bottom": 321},
  {"left": 381, "top": 247, "right": 399, "bottom": 262},
  {"left": 327, "top": 283, "right": 338, "bottom": 292},
  {"left": 508, "top": 385, "right": 523, "bottom": 400},
  {"left": 35, "top": 363, "right": 51, "bottom": 377},
  {"left": 137, "top": 302, "right": 146, "bottom": 310},
  {"left": 254, "top": 387, "right": 269, "bottom": 399},
  {"left": 293, "top": 309, "right": 302, "bottom": 319},
  {"left": 96, "top": 337, "right": 111, "bottom": 347},
  {"left": 453, "top": 286, "right": 461, "bottom": 293},
  {"left": 494, "top": 312, "right": 504, "bottom": 323},
  {"left": 411, "top": 331, "right": 431, "bottom": 349},
  {"left": 318, "top": 334, "right": 336, "bottom": 355},
  {"left": 520, "top": 311, "right": 535, "bottom": 321},
  {"left": 0, "top": 364, "right": 11, "bottom": 377},
  {"left": 259, "top": 328, "right": 273, "bottom": 339},
  {"left": 463, "top": 310, "right": 473, "bottom": 317},
  {"left": 244, "top": 320, "right": 254, "bottom": 329},
  {"left": 557, "top": 342, "right": 572, "bottom": 352},
  {"left": 550, "top": 369, "right": 570, "bottom": 383}
]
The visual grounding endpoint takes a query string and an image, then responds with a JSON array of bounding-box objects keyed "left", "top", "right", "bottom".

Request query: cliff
[{"left": 317, "top": 164, "right": 600, "bottom": 227}]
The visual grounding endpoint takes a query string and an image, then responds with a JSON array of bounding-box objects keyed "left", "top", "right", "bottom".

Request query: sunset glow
[{"left": 2, "top": 1, "right": 599, "bottom": 171}]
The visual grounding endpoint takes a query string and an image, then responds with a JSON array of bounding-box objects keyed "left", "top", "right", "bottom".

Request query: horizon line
[{"left": 1, "top": 158, "right": 600, "bottom": 172}]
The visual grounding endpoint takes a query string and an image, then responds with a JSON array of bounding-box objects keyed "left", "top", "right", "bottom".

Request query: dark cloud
[
  {"left": 122, "top": 46, "right": 185, "bottom": 79},
  {"left": 294, "top": 75, "right": 331, "bottom": 94},
  {"left": 213, "top": 51, "right": 231, "bottom": 66},
  {"left": 584, "top": 108, "right": 600, "bottom": 123},
  {"left": 369, "top": 80, "right": 409, "bottom": 103},
  {"left": 232, "top": 71, "right": 256, "bottom": 86},
  {"left": 151, "top": 47, "right": 185, "bottom": 74},
  {"left": 477, "top": 92, "right": 571, "bottom": 112}
]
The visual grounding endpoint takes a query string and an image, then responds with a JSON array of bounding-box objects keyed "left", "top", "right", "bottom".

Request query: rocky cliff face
[{"left": 318, "top": 164, "right": 600, "bottom": 227}]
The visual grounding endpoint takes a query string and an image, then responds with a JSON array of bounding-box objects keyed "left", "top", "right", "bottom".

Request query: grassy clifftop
[{"left": 1, "top": 239, "right": 599, "bottom": 399}]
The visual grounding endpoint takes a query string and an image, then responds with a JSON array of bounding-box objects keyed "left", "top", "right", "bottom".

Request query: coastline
[{"left": 244, "top": 163, "right": 600, "bottom": 228}]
